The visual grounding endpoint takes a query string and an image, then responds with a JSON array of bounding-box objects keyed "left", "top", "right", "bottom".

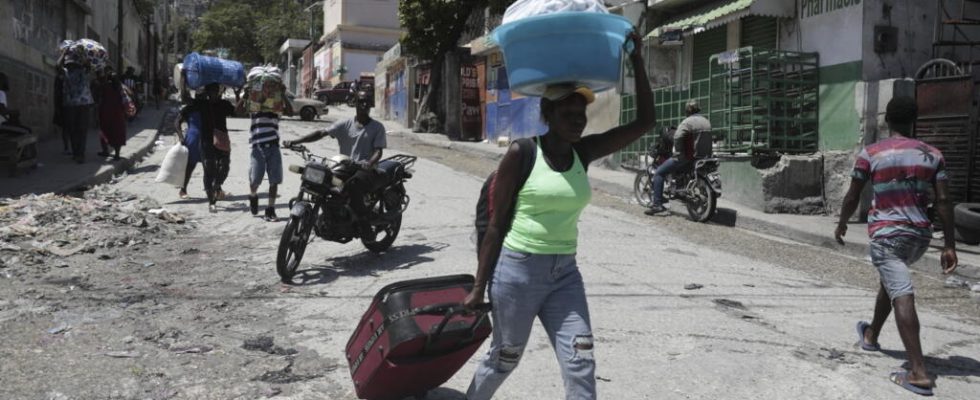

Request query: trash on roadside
[
  {"left": 170, "top": 344, "right": 214, "bottom": 354},
  {"left": 944, "top": 276, "right": 970, "bottom": 289},
  {"left": 683, "top": 283, "right": 704, "bottom": 290},
  {"left": 47, "top": 324, "right": 72, "bottom": 335},
  {"left": 104, "top": 350, "right": 141, "bottom": 358}
]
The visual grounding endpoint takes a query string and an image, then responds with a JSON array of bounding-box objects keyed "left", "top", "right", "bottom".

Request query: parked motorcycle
[
  {"left": 276, "top": 144, "right": 416, "bottom": 282},
  {"left": 634, "top": 130, "right": 721, "bottom": 222}
]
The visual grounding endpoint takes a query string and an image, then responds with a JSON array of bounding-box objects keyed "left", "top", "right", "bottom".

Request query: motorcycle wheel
[
  {"left": 276, "top": 212, "right": 312, "bottom": 283},
  {"left": 362, "top": 187, "right": 404, "bottom": 253},
  {"left": 686, "top": 177, "right": 717, "bottom": 223},
  {"left": 633, "top": 171, "right": 653, "bottom": 208}
]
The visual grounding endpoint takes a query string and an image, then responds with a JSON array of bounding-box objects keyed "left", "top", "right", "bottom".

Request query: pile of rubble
[{"left": 0, "top": 186, "right": 190, "bottom": 270}]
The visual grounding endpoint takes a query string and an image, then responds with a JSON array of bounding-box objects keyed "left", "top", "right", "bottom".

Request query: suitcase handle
[
  {"left": 416, "top": 302, "right": 491, "bottom": 316},
  {"left": 421, "top": 303, "right": 491, "bottom": 354}
]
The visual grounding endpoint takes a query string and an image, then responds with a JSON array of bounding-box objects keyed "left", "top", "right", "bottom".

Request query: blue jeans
[
  {"left": 651, "top": 157, "right": 690, "bottom": 206},
  {"left": 467, "top": 248, "right": 596, "bottom": 400},
  {"left": 870, "top": 235, "right": 930, "bottom": 300}
]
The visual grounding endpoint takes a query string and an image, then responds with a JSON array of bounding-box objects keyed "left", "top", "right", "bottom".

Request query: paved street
[{"left": 17, "top": 106, "right": 962, "bottom": 399}]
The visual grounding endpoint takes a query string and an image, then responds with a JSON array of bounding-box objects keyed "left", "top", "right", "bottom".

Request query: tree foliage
[
  {"left": 398, "top": 0, "right": 514, "bottom": 131},
  {"left": 398, "top": 0, "right": 514, "bottom": 61},
  {"left": 192, "top": 0, "right": 323, "bottom": 64}
]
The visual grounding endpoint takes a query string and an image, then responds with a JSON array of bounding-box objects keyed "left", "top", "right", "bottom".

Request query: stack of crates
[{"left": 708, "top": 47, "right": 819, "bottom": 154}]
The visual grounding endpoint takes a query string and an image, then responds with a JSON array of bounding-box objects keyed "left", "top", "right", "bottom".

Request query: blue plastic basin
[
  {"left": 492, "top": 12, "right": 633, "bottom": 97},
  {"left": 184, "top": 52, "right": 245, "bottom": 90}
]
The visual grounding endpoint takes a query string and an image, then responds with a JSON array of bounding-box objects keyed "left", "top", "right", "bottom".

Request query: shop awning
[{"left": 646, "top": 0, "right": 793, "bottom": 40}]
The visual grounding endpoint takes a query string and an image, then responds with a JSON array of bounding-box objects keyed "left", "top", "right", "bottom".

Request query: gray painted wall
[{"left": 862, "top": 0, "right": 937, "bottom": 81}]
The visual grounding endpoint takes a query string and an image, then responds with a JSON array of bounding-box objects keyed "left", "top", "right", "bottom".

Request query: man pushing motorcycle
[
  {"left": 282, "top": 90, "right": 386, "bottom": 239},
  {"left": 645, "top": 100, "right": 711, "bottom": 215}
]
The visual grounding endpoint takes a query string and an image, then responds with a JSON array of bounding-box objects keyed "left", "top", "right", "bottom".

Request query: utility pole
[{"left": 117, "top": 0, "right": 125, "bottom": 72}]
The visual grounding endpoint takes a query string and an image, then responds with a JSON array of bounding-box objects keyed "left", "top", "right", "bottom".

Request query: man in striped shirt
[
  {"left": 248, "top": 110, "right": 285, "bottom": 221},
  {"left": 836, "top": 96, "right": 958, "bottom": 396}
]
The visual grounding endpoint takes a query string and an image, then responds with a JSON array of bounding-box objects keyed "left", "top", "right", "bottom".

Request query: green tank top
[{"left": 503, "top": 142, "right": 591, "bottom": 254}]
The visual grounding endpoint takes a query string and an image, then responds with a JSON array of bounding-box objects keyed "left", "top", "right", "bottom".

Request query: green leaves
[
  {"left": 192, "top": 0, "right": 322, "bottom": 64},
  {"left": 398, "top": 0, "right": 515, "bottom": 61}
]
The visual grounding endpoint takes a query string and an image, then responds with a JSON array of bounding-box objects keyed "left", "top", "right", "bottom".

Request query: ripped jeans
[{"left": 467, "top": 248, "right": 596, "bottom": 400}]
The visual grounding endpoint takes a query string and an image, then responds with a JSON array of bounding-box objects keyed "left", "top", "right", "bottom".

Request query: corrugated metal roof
[{"left": 646, "top": 0, "right": 793, "bottom": 40}]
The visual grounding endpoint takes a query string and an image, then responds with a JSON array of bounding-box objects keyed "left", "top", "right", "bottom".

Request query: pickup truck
[{"left": 314, "top": 81, "right": 354, "bottom": 105}]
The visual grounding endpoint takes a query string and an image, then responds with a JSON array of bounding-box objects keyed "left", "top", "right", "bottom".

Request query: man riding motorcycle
[
  {"left": 282, "top": 90, "right": 386, "bottom": 238},
  {"left": 645, "top": 100, "right": 711, "bottom": 215}
]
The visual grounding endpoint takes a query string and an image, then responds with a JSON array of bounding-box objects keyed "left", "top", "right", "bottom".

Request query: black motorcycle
[
  {"left": 634, "top": 130, "right": 722, "bottom": 222},
  {"left": 276, "top": 144, "right": 416, "bottom": 282}
]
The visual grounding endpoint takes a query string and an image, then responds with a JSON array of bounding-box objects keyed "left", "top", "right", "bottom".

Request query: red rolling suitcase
[{"left": 345, "top": 274, "right": 492, "bottom": 400}]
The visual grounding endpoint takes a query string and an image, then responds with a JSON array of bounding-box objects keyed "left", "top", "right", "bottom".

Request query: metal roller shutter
[
  {"left": 740, "top": 16, "right": 778, "bottom": 50},
  {"left": 692, "top": 26, "right": 727, "bottom": 81}
]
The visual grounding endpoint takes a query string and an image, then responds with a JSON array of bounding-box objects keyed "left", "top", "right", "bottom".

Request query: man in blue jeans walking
[{"left": 645, "top": 100, "right": 710, "bottom": 215}]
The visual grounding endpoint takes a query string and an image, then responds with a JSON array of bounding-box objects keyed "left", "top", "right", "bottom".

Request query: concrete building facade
[
  {"left": 1, "top": 0, "right": 169, "bottom": 141},
  {"left": 316, "top": 0, "right": 403, "bottom": 86},
  {"left": 637, "top": 0, "right": 946, "bottom": 214},
  {"left": 1, "top": 0, "right": 92, "bottom": 138}
]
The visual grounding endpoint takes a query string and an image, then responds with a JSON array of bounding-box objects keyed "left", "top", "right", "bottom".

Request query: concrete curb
[
  {"left": 396, "top": 129, "right": 980, "bottom": 281},
  {"left": 56, "top": 107, "right": 174, "bottom": 194}
]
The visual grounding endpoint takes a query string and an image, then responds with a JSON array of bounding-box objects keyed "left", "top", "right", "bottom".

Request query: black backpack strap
[
  {"left": 512, "top": 137, "right": 537, "bottom": 186},
  {"left": 572, "top": 142, "right": 590, "bottom": 172}
]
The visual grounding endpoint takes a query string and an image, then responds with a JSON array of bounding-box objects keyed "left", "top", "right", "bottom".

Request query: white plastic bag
[
  {"left": 155, "top": 142, "right": 189, "bottom": 187},
  {"left": 502, "top": 0, "right": 608, "bottom": 25}
]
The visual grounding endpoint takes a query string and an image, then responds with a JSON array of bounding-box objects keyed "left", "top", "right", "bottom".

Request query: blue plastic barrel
[
  {"left": 492, "top": 12, "right": 633, "bottom": 97},
  {"left": 183, "top": 52, "right": 245, "bottom": 90}
]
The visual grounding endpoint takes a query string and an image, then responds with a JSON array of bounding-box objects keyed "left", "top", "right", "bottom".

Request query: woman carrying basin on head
[{"left": 463, "top": 32, "right": 655, "bottom": 400}]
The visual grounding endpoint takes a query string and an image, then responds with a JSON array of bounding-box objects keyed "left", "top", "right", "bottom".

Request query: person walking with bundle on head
[
  {"left": 836, "top": 96, "right": 958, "bottom": 397},
  {"left": 176, "top": 83, "right": 235, "bottom": 212},
  {"left": 241, "top": 89, "right": 292, "bottom": 222},
  {"left": 60, "top": 53, "right": 95, "bottom": 164},
  {"left": 462, "top": 32, "right": 655, "bottom": 400}
]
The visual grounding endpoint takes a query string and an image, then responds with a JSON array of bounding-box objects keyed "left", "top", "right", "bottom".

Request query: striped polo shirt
[
  {"left": 852, "top": 136, "right": 948, "bottom": 239},
  {"left": 249, "top": 112, "right": 280, "bottom": 146}
]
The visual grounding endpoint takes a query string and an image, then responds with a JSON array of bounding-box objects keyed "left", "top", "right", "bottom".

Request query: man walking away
[
  {"left": 645, "top": 100, "right": 709, "bottom": 215},
  {"left": 836, "top": 96, "right": 958, "bottom": 396}
]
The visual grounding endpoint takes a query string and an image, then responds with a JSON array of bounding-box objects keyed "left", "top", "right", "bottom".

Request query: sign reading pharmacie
[{"left": 800, "top": 0, "right": 861, "bottom": 19}]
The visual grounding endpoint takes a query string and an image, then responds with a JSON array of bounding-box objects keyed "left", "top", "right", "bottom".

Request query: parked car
[
  {"left": 314, "top": 81, "right": 355, "bottom": 105},
  {"left": 285, "top": 92, "right": 327, "bottom": 121}
]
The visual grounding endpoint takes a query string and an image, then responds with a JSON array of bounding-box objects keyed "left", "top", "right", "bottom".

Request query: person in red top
[
  {"left": 95, "top": 67, "right": 127, "bottom": 160},
  {"left": 836, "top": 96, "right": 958, "bottom": 396}
]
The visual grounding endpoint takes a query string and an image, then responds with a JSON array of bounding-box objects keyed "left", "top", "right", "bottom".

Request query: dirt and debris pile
[{"left": 0, "top": 186, "right": 189, "bottom": 271}]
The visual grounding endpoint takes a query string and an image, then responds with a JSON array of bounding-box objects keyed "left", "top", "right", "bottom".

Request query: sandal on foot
[
  {"left": 856, "top": 321, "right": 880, "bottom": 351},
  {"left": 249, "top": 195, "right": 259, "bottom": 215},
  {"left": 178, "top": 190, "right": 189, "bottom": 199},
  {"left": 889, "top": 371, "right": 933, "bottom": 396}
]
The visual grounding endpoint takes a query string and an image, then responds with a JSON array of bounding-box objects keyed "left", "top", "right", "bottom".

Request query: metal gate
[{"left": 915, "top": 59, "right": 980, "bottom": 203}]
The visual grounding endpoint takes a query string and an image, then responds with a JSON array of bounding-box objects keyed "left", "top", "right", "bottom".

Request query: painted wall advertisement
[{"left": 461, "top": 63, "right": 482, "bottom": 140}]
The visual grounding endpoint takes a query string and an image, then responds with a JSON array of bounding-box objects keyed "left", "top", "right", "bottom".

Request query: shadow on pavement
[
  {"left": 879, "top": 349, "right": 980, "bottom": 379},
  {"left": 127, "top": 164, "right": 159, "bottom": 174},
  {"left": 421, "top": 387, "right": 467, "bottom": 399},
  {"left": 711, "top": 207, "right": 737, "bottom": 227},
  {"left": 290, "top": 242, "right": 449, "bottom": 286}
]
